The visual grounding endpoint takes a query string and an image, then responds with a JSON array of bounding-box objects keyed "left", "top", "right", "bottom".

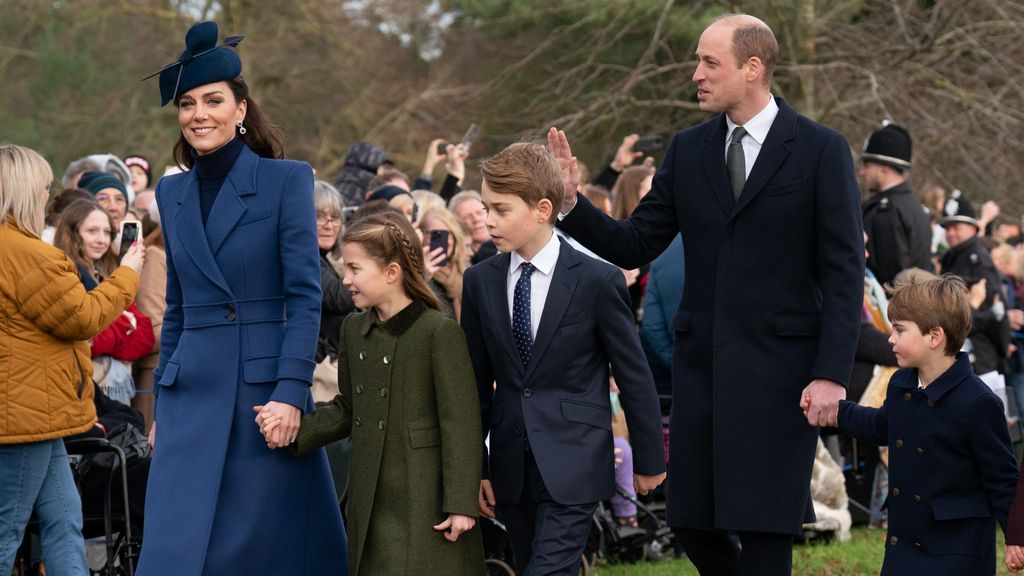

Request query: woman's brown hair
[
  {"left": 342, "top": 211, "right": 441, "bottom": 311},
  {"left": 53, "top": 199, "right": 118, "bottom": 279},
  {"left": 172, "top": 76, "right": 284, "bottom": 170},
  {"left": 611, "top": 165, "right": 654, "bottom": 220}
]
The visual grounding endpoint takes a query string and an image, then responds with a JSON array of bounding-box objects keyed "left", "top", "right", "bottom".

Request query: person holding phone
[
  {"left": 0, "top": 144, "right": 144, "bottom": 576},
  {"left": 53, "top": 200, "right": 155, "bottom": 404},
  {"left": 418, "top": 206, "right": 470, "bottom": 321},
  {"left": 136, "top": 21, "right": 346, "bottom": 575}
]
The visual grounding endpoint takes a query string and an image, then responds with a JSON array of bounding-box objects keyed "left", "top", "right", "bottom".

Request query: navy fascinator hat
[{"left": 143, "top": 21, "right": 244, "bottom": 106}]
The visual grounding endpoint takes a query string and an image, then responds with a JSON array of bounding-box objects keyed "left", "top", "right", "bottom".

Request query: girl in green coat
[{"left": 262, "top": 211, "right": 484, "bottom": 575}]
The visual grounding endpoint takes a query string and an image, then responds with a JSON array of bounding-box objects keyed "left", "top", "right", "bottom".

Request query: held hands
[
  {"left": 433, "top": 513, "right": 476, "bottom": 542},
  {"left": 478, "top": 480, "right": 497, "bottom": 519},
  {"left": 1007, "top": 544, "right": 1024, "bottom": 572},
  {"left": 120, "top": 242, "right": 146, "bottom": 275},
  {"left": 800, "top": 379, "right": 846, "bottom": 427},
  {"left": 547, "top": 127, "right": 580, "bottom": 214},
  {"left": 634, "top": 472, "right": 666, "bottom": 496},
  {"left": 253, "top": 402, "right": 302, "bottom": 449}
]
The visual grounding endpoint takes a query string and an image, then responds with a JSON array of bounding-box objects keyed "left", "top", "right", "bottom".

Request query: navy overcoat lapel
[
  {"left": 206, "top": 146, "right": 258, "bottom": 255},
  {"left": 174, "top": 171, "right": 232, "bottom": 296},
  {"left": 701, "top": 115, "right": 734, "bottom": 216}
]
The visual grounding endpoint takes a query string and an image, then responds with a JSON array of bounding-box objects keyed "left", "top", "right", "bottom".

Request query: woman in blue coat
[{"left": 136, "top": 22, "right": 347, "bottom": 575}]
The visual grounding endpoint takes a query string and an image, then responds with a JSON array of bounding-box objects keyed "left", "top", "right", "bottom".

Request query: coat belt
[{"left": 182, "top": 297, "right": 286, "bottom": 328}]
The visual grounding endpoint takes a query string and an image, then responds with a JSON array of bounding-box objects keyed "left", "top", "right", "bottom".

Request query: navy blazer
[
  {"left": 558, "top": 97, "right": 865, "bottom": 533},
  {"left": 461, "top": 239, "right": 665, "bottom": 506},
  {"left": 838, "top": 354, "right": 1018, "bottom": 576}
]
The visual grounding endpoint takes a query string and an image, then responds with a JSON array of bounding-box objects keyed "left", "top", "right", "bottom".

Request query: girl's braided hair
[{"left": 342, "top": 211, "right": 441, "bottom": 312}]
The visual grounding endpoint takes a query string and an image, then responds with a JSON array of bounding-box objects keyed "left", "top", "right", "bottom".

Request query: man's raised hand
[{"left": 547, "top": 127, "right": 580, "bottom": 214}]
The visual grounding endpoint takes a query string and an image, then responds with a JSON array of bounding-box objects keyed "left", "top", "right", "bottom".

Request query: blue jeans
[{"left": 0, "top": 439, "right": 88, "bottom": 575}]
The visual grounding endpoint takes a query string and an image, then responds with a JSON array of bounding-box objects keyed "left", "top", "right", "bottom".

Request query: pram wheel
[{"left": 484, "top": 558, "right": 516, "bottom": 575}]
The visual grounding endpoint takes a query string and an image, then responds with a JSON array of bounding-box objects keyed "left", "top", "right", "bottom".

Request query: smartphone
[
  {"left": 119, "top": 221, "right": 140, "bottom": 258},
  {"left": 460, "top": 123, "right": 480, "bottom": 153},
  {"left": 429, "top": 229, "right": 449, "bottom": 267},
  {"left": 435, "top": 141, "right": 449, "bottom": 156},
  {"left": 632, "top": 135, "right": 664, "bottom": 155}
]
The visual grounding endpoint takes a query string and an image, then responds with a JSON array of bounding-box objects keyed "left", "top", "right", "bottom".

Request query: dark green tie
[{"left": 728, "top": 126, "right": 747, "bottom": 200}]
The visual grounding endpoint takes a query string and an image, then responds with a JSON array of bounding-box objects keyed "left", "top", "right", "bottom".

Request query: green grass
[{"left": 591, "top": 526, "right": 1016, "bottom": 575}]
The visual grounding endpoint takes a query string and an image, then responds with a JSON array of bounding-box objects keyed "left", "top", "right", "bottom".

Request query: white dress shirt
[
  {"left": 508, "top": 231, "right": 561, "bottom": 340},
  {"left": 725, "top": 95, "right": 780, "bottom": 179}
]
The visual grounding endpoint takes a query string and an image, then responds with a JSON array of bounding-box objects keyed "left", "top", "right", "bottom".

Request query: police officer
[
  {"left": 940, "top": 192, "right": 1010, "bottom": 389},
  {"left": 860, "top": 122, "right": 934, "bottom": 286}
]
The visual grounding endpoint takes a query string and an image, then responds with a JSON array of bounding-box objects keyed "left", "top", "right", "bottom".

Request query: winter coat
[
  {"left": 295, "top": 300, "right": 484, "bottom": 575},
  {"left": 0, "top": 220, "right": 139, "bottom": 444}
]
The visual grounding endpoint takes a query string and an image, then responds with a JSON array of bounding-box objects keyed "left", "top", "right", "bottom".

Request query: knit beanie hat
[{"left": 78, "top": 171, "right": 128, "bottom": 200}]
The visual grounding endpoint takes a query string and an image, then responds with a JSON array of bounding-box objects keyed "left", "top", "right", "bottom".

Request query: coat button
[
  {"left": 523, "top": 388, "right": 533, "bottom": 398},
  {"left": 913, "top": 495, "right": 922, "bottom": 503},
  {"left": 890, "top": 536, "right": 898, "bottom": 545},
  {"left": 383, "top": 355, "right": 391, "bottom": 365},
  {"left": 378, "top": 420, "right": 386, "bottom": 430},
  {"left": 895, "top": 439, "right": 903, "bottom": 448},
  {"left": 514, "top": 426, "right": 523, "bottom": 436},
  {"left": 359, "top": 352, "right": 366, "bottom": 361},
  {"left": 927, "top": 399, "right": 935, "bottom": 407},
  {"left": 904, "top": 392, "right": 912, "bottom": 401},
  {"left": 914, "top": 542, "right": 923, "bottom": 550},
  {"left": 916, "top": 447, "right": 924, "bottom": 455},
  {"left": 356, "top": 385, "right": 363, "bottom": 394},
  {"left": 892, "top": 488, "right": 901, "bottom": 496},
  {"left": 227, "top": 312, "right": 237, "bottom": 321},
  {"left": 354, "top": 417, "right": 361, "bottom": 427},
  {"left": 380, "top": 388, "right": 388, "bottom": 398}
]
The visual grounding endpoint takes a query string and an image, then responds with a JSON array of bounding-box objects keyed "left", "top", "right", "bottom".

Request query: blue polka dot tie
[{"left": 513, "top": 262, "right": 535, "bottom": 366}]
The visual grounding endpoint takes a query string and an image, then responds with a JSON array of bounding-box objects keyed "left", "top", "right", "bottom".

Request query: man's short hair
[
  {"left": 714, "top": 14, "right": 779, "bottom": 87},
  {"left": 480, "top": 143, "right": 564, "bottom": 225},
  {"left": 888, "top": 275, "right": 972, "bottom": 356},
  {"left": 367, "top": 167, "right": 410, "bottom": 193},
  {"left": 447, "top": 190, "right": 483, "bottom": 214}
]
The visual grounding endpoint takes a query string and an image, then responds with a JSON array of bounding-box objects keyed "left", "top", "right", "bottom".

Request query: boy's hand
[
  {"left": 1007, "top": 544, "right": 1024, "bottom": 572},
  {"left": 433, "top": 514, "right": 476, "bottom": 542},
  {"left": 478, "top": 480, "right": 497, "bottom": 519},
  {"left": 800, "top": 392, "right": 812, "bottom": 419},
  {"left": 634, "top": 472, "right": 666, "bottom": 495},
  {"left": 547, "top": 127, "right": 580, "bottom": 214}
]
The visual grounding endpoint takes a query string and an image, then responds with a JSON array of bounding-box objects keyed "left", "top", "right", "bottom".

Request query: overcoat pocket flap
[
  {"left": 932, "top": 495, "right": 991, "bottom": 520},
  {"left": 773, "top": 314, "right": 822, "bottom": 336},
  {"left": 561, "top": 400, "right": 611, "bottom": 431},
  {"left": 157, "top": 361, "right": 179, "bottom": 387},
  {"left": 238, "top": 208, "right": 272, "bottom": 226},
  {"left": 409, "top": 427, "right": 441, "bottom": 448},
  {"left": 672, "top": 311, "right": 692, "bottom": 333},
  {"left": 760, "top": 179, "right": 805, "bottom": 197},
  {"left": 244, "top": 355, "right": 279, "bottom": 384}
]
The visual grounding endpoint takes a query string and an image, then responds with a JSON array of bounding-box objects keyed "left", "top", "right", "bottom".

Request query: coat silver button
[
  {"left": 378, "top": 421, "right": 386, "bottom": 430},
  {"left": 890, "top": 536, "right": 898, "bottom": 545},
  {"left": 356, "top": 385, "right": 364, "bottom": 394},
  {"left": 359, "top": 352, "right": 366, "bottom": 361},
  {"left": 383, "top": 355, "right": 391, "bottom": 365},
  {"left": 354, "top": 417, "right": 361, "bottom": 427},
  {"left": 523, "top": 388, "right": 533, "bottom": 398},
  {"left": 380, "top": 388, "right": 388, "bottom": 398}
]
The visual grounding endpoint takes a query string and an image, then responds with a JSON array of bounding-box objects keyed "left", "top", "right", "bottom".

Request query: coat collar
[
  {"left": 890, "top": 353, "right": 973, "bottom": 402},
  {"left": 359, "top": 298, "right": 428, "bottom": 337},
  {"left": 701, "top": 96, "right": 797, "bottom": 219},
  {"left": 863, "top": 181, "right": 913, "bottom": 210}
]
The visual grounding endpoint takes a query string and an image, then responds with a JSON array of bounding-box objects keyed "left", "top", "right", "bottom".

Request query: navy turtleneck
[{"left": 193, "top": 135, "right": 245, "bottom": 226}]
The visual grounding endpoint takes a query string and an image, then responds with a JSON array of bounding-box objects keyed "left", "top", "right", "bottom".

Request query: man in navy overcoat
[{"left": 554, "top": 14, "right": 864, "bottom": 575}]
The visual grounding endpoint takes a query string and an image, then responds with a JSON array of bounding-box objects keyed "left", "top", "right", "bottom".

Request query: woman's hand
[
  {"left": 433, "top": 514, "right": 476, "bottom": 542},
  {"left": 120, "top": 242, "right": 146, "bottom": 275},
  {"left": 254, "top": 402, "right": 301, "bottom": 449},
  {"left": 423, "top": 245, "right": 445, "bottom": 280},
  {"left": 433, "top": 266, "right": 463, "bottom": 301}
]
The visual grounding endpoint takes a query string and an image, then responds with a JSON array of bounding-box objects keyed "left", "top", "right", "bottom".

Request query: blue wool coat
[
  {"left": 838, "top": 354, "right": 1018, "bottom": 576},
  {"left": 136, "top": 144, "right": 347, "bottom": 576}
]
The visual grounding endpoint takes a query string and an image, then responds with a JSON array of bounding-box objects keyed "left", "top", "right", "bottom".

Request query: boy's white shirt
[{"left": 507, "top": 231, "right": 560, "bottom": 340}]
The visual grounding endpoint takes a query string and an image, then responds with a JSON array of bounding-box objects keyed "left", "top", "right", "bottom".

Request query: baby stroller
[
  {"left": 481, "top": 516, "right": 517, "bottom": 575},
  {"left": 583, "top": 486, "right": 675, "bottom": 568}
]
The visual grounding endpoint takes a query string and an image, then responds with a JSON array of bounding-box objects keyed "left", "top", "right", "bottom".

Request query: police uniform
[
  {"left": 838, "top": 354, "right": 1018, "bottom": 575},
  {"left": 860, "top": 123, "right": 933, "bottom": 285}
]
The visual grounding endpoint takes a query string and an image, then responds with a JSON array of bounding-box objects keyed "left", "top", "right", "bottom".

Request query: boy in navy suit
[
  {"left": 805, "top": 275, "right": 1017, "bottom": 575},
  {"left": 460, "top": 143, "right": 666, "bottom": 575}
]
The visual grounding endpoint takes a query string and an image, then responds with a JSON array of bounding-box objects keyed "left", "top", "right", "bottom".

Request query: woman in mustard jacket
[{"left": 0, "top": 144, "right": 144, "bottom": 575}]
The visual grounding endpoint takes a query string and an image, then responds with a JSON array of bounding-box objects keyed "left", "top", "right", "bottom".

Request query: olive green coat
[{"left": 295, "top": 300, "right": 484, "bottom": 575}]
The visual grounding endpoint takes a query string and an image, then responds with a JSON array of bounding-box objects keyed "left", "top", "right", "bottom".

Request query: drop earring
[{"left": 237, "top": 120, "right": 247, "bottom": 135}]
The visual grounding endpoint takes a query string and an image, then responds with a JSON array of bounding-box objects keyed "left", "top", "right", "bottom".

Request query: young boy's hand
[
  {"left": 634, "top": 472, "right": 666, "bottom": 495},
  {"left": 1007, "top": 544, "right": 1024, "bottom": 572},
  {"left": 478, "top": 480, "right": 497, "bottom": 519},
  {"left": 800, "top": 392, "right": 812, "bottom": 419},
  {"left": 433, "top": 514, "right": 476, "bottom": 542}
]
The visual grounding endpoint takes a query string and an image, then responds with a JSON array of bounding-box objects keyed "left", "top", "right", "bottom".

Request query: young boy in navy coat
[
  {"left": 461, "top": 143, "right": 666, "bottom": 575},
  {"left": 805, "top": 276, "right": 1017, "bottom": 575}
]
